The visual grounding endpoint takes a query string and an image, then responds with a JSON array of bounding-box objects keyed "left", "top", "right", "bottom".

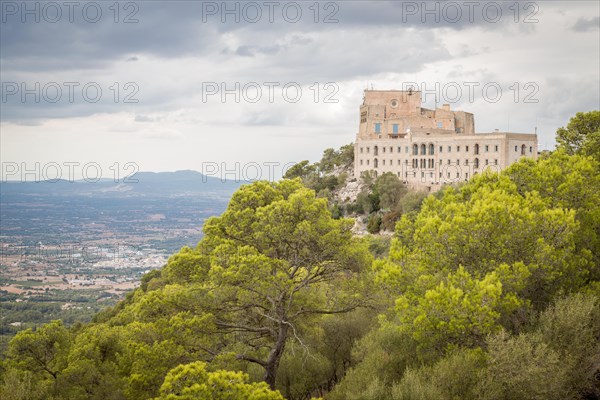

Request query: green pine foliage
[{"left": 2, "top": 112, "right": 599, "bottom": 400}]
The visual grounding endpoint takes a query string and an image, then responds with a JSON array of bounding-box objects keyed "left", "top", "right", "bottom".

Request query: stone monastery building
[{"left": 354, "top": 89, "right": 538, "bottom": 191}]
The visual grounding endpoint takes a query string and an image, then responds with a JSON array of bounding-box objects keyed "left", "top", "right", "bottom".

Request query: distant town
[{"left": 0, "top": 171, "right": 240, "bottom": 348}]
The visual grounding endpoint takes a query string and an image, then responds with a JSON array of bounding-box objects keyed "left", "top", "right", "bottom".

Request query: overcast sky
[{"left": 1, "top": 0, "right": 599, "bottom": 181}]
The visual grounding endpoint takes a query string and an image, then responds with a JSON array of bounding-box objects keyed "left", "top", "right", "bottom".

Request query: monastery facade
[{"left": 354, "top": 89, "right": 538, "bottom": 191}]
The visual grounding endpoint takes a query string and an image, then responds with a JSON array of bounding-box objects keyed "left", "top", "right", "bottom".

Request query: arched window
[
  {"left": 474, "top": 158, "right": 480, "bottom": 169},
  {"left": 413, "top": 144, "right": 419, "bottom": 155},
  {"left": 374, "top": 158, "right": 378, "bottom": 168},
  {"left": 521, "top": 144, "right": 526, "bottom": 155},
  {"left": 421, "top": 144, "right": 427, "bottom": 155},
  {"left": 374, "top": 146, "right": 378, "bottom": 156},
  {"left": 429, "top": 143, "right": 435, "bottom": 155},
  {"left": 474, "top": 143, "right": 480, "bottom": 155}
]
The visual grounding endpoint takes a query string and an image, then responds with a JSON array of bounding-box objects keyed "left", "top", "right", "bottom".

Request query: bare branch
[
  {"left": 290, "top": 304, "right": 360, "bottom": 319},
  {"left": 236, "top": 353, "right": 267, "bottom": 367},
  {"left": 215, "top": 321, "right": 272, "bottom": 334}
]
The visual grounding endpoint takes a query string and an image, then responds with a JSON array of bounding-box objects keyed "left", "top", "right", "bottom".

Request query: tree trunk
[{"left": 264, "top": 323, "right": 288, "bottom": 389}]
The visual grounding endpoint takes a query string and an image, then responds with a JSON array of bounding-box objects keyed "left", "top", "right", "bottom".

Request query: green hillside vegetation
[
  {"left": 283, "top": 143, "right": 430, "bottom": 234},
  {"left": 282, "top": 143, "right": 354, "bottom": 200},
  {"left": 1, "top": 111, "right": 599, "bottom": 400}
]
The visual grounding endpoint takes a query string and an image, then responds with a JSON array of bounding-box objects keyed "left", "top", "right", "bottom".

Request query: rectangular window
[
  {"left": 398, "top": 146, "right": 401, "bottom": 153},
  {"left": 398, "top": 160, "right": 401, "bottom": 165},
  {"left": 390, "top": 146, "right": 393, "bottom": 153},
  {"left": 360, "top": 160, "right": 363, "bottom": 165},
  {"left": 367, "top": 147, "right": 370, "bottom": 153},
  {"left": 383, "top": 147, "right": 386, "bottom": 153},
  {"left": 494, "top": 159, "right": 498, "bottom": 165},
  {"left": 485, "top": 145, "right": 489, "bottom": 152},
  {"left": 466, "top": 146, "right": 469, "bottom": 152},
  {"left": 485, "top": 159, "right": 489, "bottom": 165},
  {"left": 515, "top": 145, "right": 518, "bottom": 152},
  {"left": 495, "top": 145, "right": 499, "bottom": 152},
  {"left": 360, "top": 147, "right": 363, "bottom": 153},
  {"left": 457, "top": 159, "right": 460, "bottom": 165},
  {"left": 393, "top": 124, "right": 399, "bottom": 134},
  {"left": 421, "top": 172, "right": 425, "bottom": 178},
  {"left": 375, "top": 123, "right": 381, "bottom": 133},
  {"left": 448, "top": 146, "right": 451, "bottom": 152},
  {"left": 439, "top": 146, "right": 443, "bottom": 153},
  {"left": 457, "top": 146, "right": 461, "bottom": 152},
  {"left": 447, "top": 159, "right": 451, "bottom": 165},
  {"left": 529, "top": 146, "right": 533, "bottom": 152},
  {"left": 382, "top": 160, "right": 386, "bottom": 165},
  {"left": 405, "top": 146, "right": 409, "bottom": 153}
]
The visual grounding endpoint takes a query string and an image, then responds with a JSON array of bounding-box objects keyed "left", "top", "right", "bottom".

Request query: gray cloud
[
  {"left": 572, "top": 16, "right": 599, "bottom": 31},
  {"left": 0, "top": 0, "right": 598, "bottom": 172},
  {"left": 0, "top": 1, "right": 530, "bottom": 74},
  {"left": 134, "top": 114, "right": 157, "bottom": 122}
]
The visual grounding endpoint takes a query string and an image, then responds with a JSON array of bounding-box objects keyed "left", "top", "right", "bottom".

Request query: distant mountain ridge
[{"left": 0, "top": 170, "right": 244, "bottom": 198}]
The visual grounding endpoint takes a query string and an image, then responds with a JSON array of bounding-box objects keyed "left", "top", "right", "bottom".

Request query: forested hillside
[{"left": 1, "top": 111, "right": 599, "bottom": 400}]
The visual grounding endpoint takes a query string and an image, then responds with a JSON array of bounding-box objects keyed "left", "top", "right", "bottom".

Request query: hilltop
[{"left": 283, "top": 143, "right": 431, "bottom": 235}]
